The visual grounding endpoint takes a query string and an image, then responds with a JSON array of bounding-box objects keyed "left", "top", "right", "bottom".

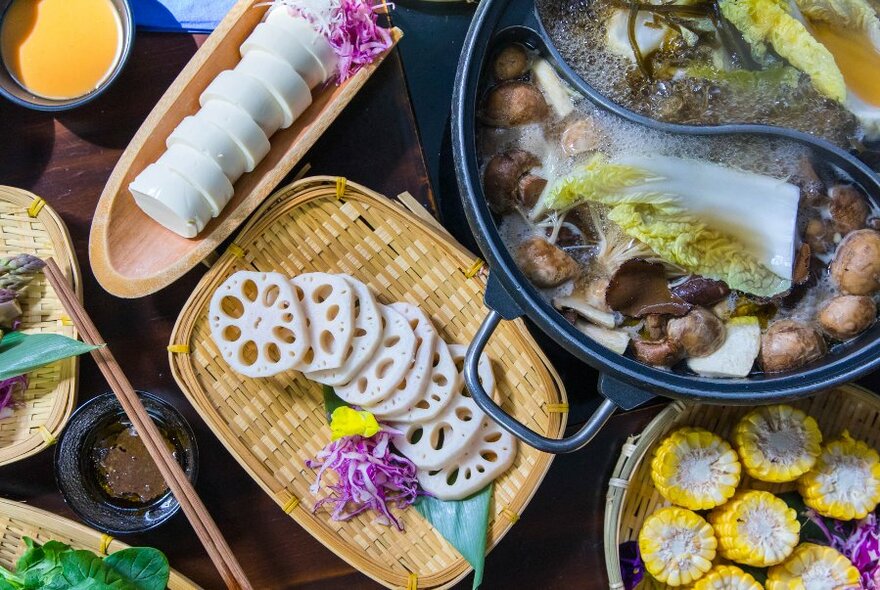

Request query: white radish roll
[
  {"left": 129, "top": 163, "right": 213, "bottom": 239},
  {"left": 235, "top": 50, "right": 312, "bottom": 128},
  {"left": 334, "top": 304, "right": 418, "bottom": 407},
  {"left": 368, "top": 303, "right": 438, "bottom": 418},
  {"left": 200, "top": 69, "right": 284, "bottom": 137},
  {"left": 197, "top": 101, "right": 270, "bottom": 173},
  {"left": 167, "top": 115, "right": 248, "bottom": 183},
  {"left": 209, "top": 271, "right": 311, "bottom": 377},
  {"left": 241, "top": 22, "right": 326, "bottom": 89},
  {"left": 290, "top": 273, "right": 356, "bottom": 373},
  {"left": 157, "top": 143, "right": 233, "bottom": 217},
  {"left": 264, "top": 7, "right": 338, "bottom": 84},
  {"left": 306, "top": 275, "right": 383, "bottom": 386}
]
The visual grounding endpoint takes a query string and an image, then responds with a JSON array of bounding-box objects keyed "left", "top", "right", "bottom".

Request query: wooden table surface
[{"left": 7, "top": 25, "right": 875, "bottom": 590}]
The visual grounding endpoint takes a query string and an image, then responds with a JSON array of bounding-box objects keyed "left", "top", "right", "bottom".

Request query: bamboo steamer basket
[
  {"left": 169, "top": 176, "right": 568, "bottom": 589},
  {"left": 603, "top": 384, "right": 880, "bottom": 589},
  {"left": 0, "top": 497, "right": 200, "bottom": 589},
  {"left": 0, "top": 187, "right": 81, "bottom": 466},
  {"left": 88, "top": 0, "right": 402, "bottom": 299}
]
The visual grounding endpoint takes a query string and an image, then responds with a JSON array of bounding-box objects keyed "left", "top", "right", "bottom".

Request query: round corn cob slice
[
  {"left": 650, "top": 427, "right": 742, "bottom": 510},
  {"left": 733, "top": 404, "right": 823, "bottom": 483},
  {"left": 798, "top": 431, "right": 880, "bottom": 520},
  {"left": 638, "top": 506, "right": 717, "bottom": 587},
  {"left": 691, "top": 565, "right": 762, "bottom": 590},
  {"left": 709, "top": 490, "right": 800, "bottom": 567},
  {"left": 766, "top": 543, "right": 860, "bottom": 590}
]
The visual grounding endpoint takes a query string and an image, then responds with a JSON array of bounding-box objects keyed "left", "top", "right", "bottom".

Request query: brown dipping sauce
[{"left": 91, "top": 425, "right": 175, "bottom": 504}]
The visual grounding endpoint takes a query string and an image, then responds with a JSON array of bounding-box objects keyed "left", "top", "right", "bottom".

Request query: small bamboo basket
[
  {"left": 0, "top": 497, "right": 200, "bottom": 589},
  {"left": 603, "top": 384, "right": 880, "bottom": 589},
  {"left": 170, "top": 176, "right": 568, "bottom": 590},
  {"left": 0, "top": 186, "right": 81, "bottom": 466}
]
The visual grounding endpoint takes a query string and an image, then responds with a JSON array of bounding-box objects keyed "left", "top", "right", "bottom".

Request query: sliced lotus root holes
[
  {"left": 291, "top": 273, "right": 356, "bottom": 373},
  {"left": 305, "top": 277, "right": 383, "bottom": 386},
  {"left": 382, "top": 338, "right": 460, "bottom": 424},
  {"left": 418, "top": 417, "right": 518, "bottom": 500},
  {"left": 448, "top": 344, "right": 497, "bottom": 401},
  {"left": 208, "top": 271, "right": 310, "bottom": 378},
  {"left": 334, "top": 304, "right": 418, "bottom": 406},
  {"left": 368, "top": 303, "right": 439, "bottom": 419}
]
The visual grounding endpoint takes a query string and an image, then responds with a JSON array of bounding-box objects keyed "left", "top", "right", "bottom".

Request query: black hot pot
[{"left": 452, "top": 0, "right": 880, "bottom": 453}]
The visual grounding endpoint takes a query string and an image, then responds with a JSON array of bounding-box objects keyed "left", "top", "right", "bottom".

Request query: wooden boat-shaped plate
[
  {"left": 0, "top": 497, "right": 201, "bottom": 589},
  {"left": 89, "top": 0, "right": 402, "bottom": 298},
  {"left": 169, "top": 177, "right": 568, "bottom": 589},
  {"left": 0, "top": 186, "right": 81, "bottom": 467}
]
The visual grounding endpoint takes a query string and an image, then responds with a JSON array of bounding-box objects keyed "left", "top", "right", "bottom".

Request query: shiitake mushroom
[
  {"left": 483, "top": 81, "right": 549, "bottom": 127},
  {"left": 667, "top": 307, "right": 725, "bottom": 358},
  {"left": 818, "top": 295, "right": 876, "bottom": 340},
  {"left": 760, "top": 320, "right": 826, "bottom": 373},
  {"left": 493, "top": 44, "right": 529, "bottom": 81},
  {"left": 483, "top": 149, "right": 541, "bottom": 213},
  {"left": 831, "top": 229, "right": 880, "bottom": 295},
  {"left": 515, "top": 236, "right": 579, "bottom": 288},
  {"left": 829, "top": 185, "right": 869, "bottom": 236}
]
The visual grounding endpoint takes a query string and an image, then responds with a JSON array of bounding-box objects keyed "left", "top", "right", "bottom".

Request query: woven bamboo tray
[
  {"left": 603, "top": 384, "right": 880, "bottom": 589},
  {"left": 0, "top": 497, "right": 200, "bottom": 589},
  {"left": 169, "top": 176, "right": 568, "bottom": 589},
  {"left": 88, "top": 0, "right": 401, "bottom": 299},
  {"left": 0, "top": 186, "right": 81, "bottom": 466}
]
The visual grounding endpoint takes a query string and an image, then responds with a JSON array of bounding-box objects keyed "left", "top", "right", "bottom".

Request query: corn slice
[
  {"left": 638, "top": 506, "right": 717, "bottom": 587},
  {"left": 798, "top": 431, "right": 880, "bottom": 520},
  {"left": 733, "top": 404, "right": 822, "bottom": 483},
  {"left": 709, "top": 490, "right": 800, "bottom": 567},
  {"left": 650, "top": 427, "right": 741, "bottom": 510},
  {"left": 691, "top": 565, "right": 763, "bottom": 590},
  {"left": 766, "top": 543, "right": 860, "bottom": 590}
]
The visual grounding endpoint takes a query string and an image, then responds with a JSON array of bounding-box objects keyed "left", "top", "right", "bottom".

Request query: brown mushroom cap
[
  {"left": 515, "top": 236, "right": 579, "bottom": 288},
  {"left": 760, "top": 319, "right": 826, "bottom": 373},
  {"left": 606, "top": 259, "right": 691, "bottom": 317},
  {"left": 493, "top": 44, "right": 529, "bottom": 81},
  {"left": 483, "top": 149, "right": 540, "bottom": 213},
  {"left": 517, "top": 174, "right": 547, "bottom": 209},
  {"left": 830, "top": 229, "right": 880, "bottom": 295},
  {"left": 483, "top": 81, "right": 549, "bottom": 127},
  {"left": 667, "top": 307, "right": 725, "bottom": 358},
  {"left": 829, "top": 185, "right": 870, "bottom": 236},
  {"left": 671, "top": 277, "right": 730, "bottom": 306},
  {"left": 631, "top": 339, "right": 683, "bottom": 367},
  {"left": 818, "top": 295, "right": 876, "bottom": 340}
]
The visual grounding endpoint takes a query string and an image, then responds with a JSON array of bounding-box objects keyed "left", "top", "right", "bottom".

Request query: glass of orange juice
[{"left": 0, "top": 0, "right": 133, "bottom": 110}]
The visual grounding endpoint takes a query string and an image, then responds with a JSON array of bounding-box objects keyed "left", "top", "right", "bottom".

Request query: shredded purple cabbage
[
  {"left": 618, "top": 541, "right": 645, "bottom": 590},
  {"left": 0, "top": 374, "right": 27, "bottom": 420},
  {"left": 806, "top": 509, "right": 880, "bottom": 588},
  {"left": 306, "top": 430, "right": 421, "bottom": 530}
]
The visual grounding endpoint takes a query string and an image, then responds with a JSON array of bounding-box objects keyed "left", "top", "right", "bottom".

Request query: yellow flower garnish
[{"left": 330, "top": 407, "right": 380, "bottom": 440}]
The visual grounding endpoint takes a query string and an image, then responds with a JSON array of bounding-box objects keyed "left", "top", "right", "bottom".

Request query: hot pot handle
[{"left": 465, "top": 306, "right": 618, "bottom": 453}]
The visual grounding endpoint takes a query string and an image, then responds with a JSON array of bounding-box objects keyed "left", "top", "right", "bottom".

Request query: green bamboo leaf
[
  {"left": 0, "top": 332, "right": 100, "bottom": 381},
  {"left": 322, "top": 385, "right": 348, "bottom": 422},
  {"left": 415, "top": 485, "right": 493, "bottom": 589}
]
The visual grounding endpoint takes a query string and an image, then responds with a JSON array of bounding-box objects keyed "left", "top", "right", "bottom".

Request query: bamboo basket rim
[
  {"left": 0, "top": 497, "right": 201, "bottom": 589},
  {"left": 602, "top": 383, "right": 880, "bottom": 589},
  {"left": 0, "top": 186, "right": 82, "bottom": 466},
  {"left": 169, "top": 176, "right": 568, "bottom": 589}
]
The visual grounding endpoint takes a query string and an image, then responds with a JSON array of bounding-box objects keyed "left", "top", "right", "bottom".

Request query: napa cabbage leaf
[
  {"left": 533, "top": 154, "right": 800, "bottom": 297},
  {"left": 795, "top": 0, "right": 880, "bottom": 47}
]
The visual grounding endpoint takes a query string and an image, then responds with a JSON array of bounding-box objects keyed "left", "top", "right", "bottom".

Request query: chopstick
[{"left": 44, "top": 258, "right": 253, "bottom": 590}]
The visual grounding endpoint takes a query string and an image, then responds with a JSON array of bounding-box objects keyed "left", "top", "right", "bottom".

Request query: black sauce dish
[{"left": 54, "top": 391, "right": 198, "bottom": 534}]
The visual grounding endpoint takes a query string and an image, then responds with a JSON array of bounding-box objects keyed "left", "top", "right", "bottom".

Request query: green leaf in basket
[
  {"left": 322, "top": 385, "right": 349, "bottom": 422},
  {"left": 0, "top": 332, "right": 100, "bottom": 381},
  {"left": 415, "top": 484, "right": 493, "bottom": 590}
]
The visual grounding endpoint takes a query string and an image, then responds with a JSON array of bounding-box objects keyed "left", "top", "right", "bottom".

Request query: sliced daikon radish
[
  {"left": 200, "top": 69, "right": 284, "bottom": 137},
  {"left": 157, "top": 144, "right": 233, "bottom": 217},
  {"left": 235, "top": 49, "right": 312, "bottom": 128},
  {"left": 167, "top": 115, "right": 248, "bottom": 183},
  {"left": 306, "top": 275, "right": 382, "bottom": 386},
  {"left": 379, "top": 338, "right": 458, "bottom": 423},
  {"left": 209, "top": 271, "right": 310, "bottom": 377},
  {"left": 335, "top": 304, "right": 417, "bottom": 406},
  {"left": 418, "top": 417, "right": 517, "bottom": 500},
  {"left": 368, "top": 303, "right": 438, "bottom": 418},
  {"left": 264, "top": 7, "right": 338, "bottom": 85},
  {"left": 291, "top": 273, "right": 356, "bottom": 373},
  {"left": 241, "top": 22, "right": 326, "bottom": 89},
  {"left": 197, "top": 101, "right": 270, "bottom": 173},
  {"left": 129, "top": 163, "right": 213, "bottom": 238}
]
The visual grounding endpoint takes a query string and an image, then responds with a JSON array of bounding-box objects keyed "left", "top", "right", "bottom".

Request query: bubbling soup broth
[{"left": 478, "top": 43, "right": 880, "bottom": 378}]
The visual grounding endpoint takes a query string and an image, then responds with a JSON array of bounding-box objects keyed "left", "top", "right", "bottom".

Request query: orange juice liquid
[
  {"left": 1, "top": 0, "right": 122, "bottom": 100},
  {"left": 812, "top": 23, "right": 880, "bottom": 107}
]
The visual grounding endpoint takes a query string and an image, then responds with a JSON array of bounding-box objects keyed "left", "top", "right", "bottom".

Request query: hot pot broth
[
  {"left": 535, "top": 0, "right": 880, "bottom": 148},
  {"left": 478, "top": 43, "right": 880, "bottom": 377}
]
